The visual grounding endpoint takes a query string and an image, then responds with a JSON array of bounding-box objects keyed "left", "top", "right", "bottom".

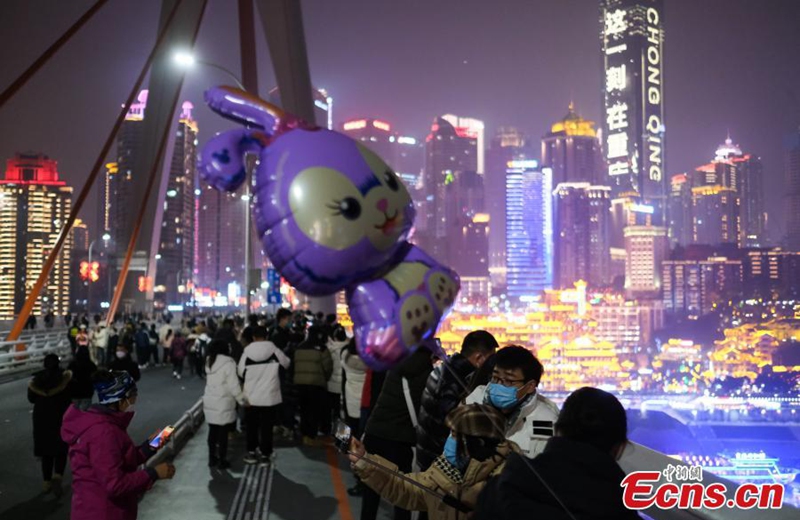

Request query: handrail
[
  {"left": 145, "top": 397, "right": 204, "bottom": 468},
  {"left": 0, "top": 330, "right": 72, "bottom": 377}
]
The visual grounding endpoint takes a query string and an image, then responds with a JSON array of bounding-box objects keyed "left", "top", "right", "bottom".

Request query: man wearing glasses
[{"left": 464, "top": 345, "right": 559, "bottom": 457}]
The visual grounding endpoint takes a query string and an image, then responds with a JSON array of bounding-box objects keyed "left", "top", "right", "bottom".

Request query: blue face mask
[
  {"left": 443, "top": 435, "right": 468, "bottom": 470},
  {"left": 487, "top": 383, "right": 521, "bottom": 410}
]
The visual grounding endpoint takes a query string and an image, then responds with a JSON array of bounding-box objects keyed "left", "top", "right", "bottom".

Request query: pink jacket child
[{"left": 61, "top": 370, "right": 172, "bottom": 520}]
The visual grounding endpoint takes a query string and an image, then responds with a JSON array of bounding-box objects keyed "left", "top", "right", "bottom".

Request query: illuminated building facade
[
  {"left": 553, "top": 183, "right": 611, "bottom": 288},
  {"left": 421, "top": 116, "right": 480, "bottom": 260},
  {"left": 391, "top": 135, "right": 423, "bottom": 190},
  {"left": 784, "top": 129, "right": 800, "bottom": 250},
  {"left": 0, "top": 153, "right": 72, "bottom": 320},
  {"left": 742, "top": 248, "right": 800, "bottom": 300},
  {"left": 196, "top": 184, "right": 246, "bottom": 301},
  {"left": 485, "top": 127, "right": 532, "bottom": 291},
  {"left": 542, "top": 103, "right": 605, "bottom": 186},
  {"left": 107, "top": 90, "right": 147, "bottom": 257},
  {"left": 668, "top": 173, "right": 692, "bottom": 247},
  {"left": 340, "top": 118, "right": 394, "bottom": 164},
  {"left": 155, "top": 102, "right": 197, "bottom": 306},
  {"left": 600, "top": 0, "right": 666, "bottom": 224},
  {"left": 713, "top": 138, "right": 766, "bottom": 247},
  {"left": 506, "top": 160, "right": 553, "bottom": 302},
  {"left": 624, "top": 225, "right": 667, "bottom": 299},
  {"left": 451, "top": 213, "right": 490, "bottom": 306},
  {"left": 692, "top": 184, "right": 739, "bottom": 246},
  {"left": 662, "top": 256, "right": 743, "bottom": 317},
  {"left": 593, "top": 298, "right": 664, "bottom": 348}
]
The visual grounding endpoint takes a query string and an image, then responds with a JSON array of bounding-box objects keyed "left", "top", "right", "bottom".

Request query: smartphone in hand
[
  {"left": 149, "top": 426, "right": 175, "bottom": 449},
  {"left": 334, "top": 421, "right": 352, "bottom": 453}
]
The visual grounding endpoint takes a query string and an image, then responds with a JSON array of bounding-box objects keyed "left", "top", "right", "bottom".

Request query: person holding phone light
[{"left": 61, "top": 370, "right": 176, "bottom": 520}]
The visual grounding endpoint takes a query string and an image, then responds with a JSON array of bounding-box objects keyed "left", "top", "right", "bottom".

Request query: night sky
[{"left": 1, "top": 0, "right": 798, "bottom": 241}]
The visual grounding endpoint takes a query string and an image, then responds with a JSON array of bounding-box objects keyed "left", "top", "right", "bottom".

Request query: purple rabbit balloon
[{"left": 199, "top": 86, "right": 459, "bottom": 369}]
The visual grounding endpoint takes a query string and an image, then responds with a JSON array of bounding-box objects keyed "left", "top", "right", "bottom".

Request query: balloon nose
[{"left": 376, "top": 198, "right": 388, "bottom": 212}]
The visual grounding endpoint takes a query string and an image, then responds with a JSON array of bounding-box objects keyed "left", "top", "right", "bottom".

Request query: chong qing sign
[{"left": 601, "top": 0, "right": 665, "bottom": 219}]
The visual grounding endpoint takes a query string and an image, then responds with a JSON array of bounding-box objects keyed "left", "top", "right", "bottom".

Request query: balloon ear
[
  {"left": 199, "top": 128, "right": 265, "bottom": 192},
  {"left": 204, "top": 85, "right": 283, "bottom": 135}
]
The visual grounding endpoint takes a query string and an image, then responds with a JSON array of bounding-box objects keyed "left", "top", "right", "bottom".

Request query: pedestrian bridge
[{"left": 1, "top": 331, "right": 799, "bottom": 519}]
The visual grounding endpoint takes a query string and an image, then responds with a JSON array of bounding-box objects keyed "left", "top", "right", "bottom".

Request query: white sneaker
[{"left": 176, "top": 374, "right": 181, "bottom": 380}]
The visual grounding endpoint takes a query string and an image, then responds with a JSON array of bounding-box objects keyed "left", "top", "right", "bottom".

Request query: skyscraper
[
  {"left": 784, "top": 128, "right": 800, "bottom": 250},
  {"left": 624, "top": 225, "right": 667, "bottom": 299},
  {"left": 542, "top": 103, "right": 605, "bottom": 186},
  {"left": 662, "top": 255, "right": 742, "bottom": 317},
  {"left": 600, "top": 0, "right": 666, "bottom": 224},
  {"left": 196, "top": 183, "right": 247, "bottom": 301},
  {"left": 341, "top": 118, "right": 394, "bottom": 162},
  {"left": 667, "top": 173, "right": 692, "bottom": 247},
  {"left": 692, "top": 185, "right": 739, "bottom": 246},
  {"left": 485, "top": 127, "right": 531, "bottom": 291},
  {"left": 553, "top": 183, "right": 611, "bottom": 288},
  {"left": 108, "top": 90, "right": 147, "bottom": 257},
  {"left": 713, "top": 136, "right": 766, "bottom": 247},
  {"left": 421, "top": 116, "right": 480, "bottom": 261},
  {"left": 155, "top": 102, "right": 197, "bottom": 306},
  {"left": 0, "top": 153, "right": 72, "bottom": 320},
  {"left": 506, "top": 160, "right": 553, "bottom": 302},
  {"left": 392, "top": 135, "right": 424, "bottom": 189}
]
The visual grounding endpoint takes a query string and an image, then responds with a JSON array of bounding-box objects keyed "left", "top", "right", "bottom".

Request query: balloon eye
[
  {"left": 383, "top": 170, "right": 399, "bottom": 191},
  {"left": 331, "top": 197, "right": 361, "bottom": 220}
]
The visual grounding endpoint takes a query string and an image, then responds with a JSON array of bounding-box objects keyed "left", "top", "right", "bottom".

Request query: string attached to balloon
[{"left": 199, "top": 86, "right": 460, "bottom": 370}]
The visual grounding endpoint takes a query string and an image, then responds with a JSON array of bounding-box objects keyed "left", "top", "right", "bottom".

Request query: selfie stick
[{"left": 346, "top": 450, "right": 472, "bottom": 514}]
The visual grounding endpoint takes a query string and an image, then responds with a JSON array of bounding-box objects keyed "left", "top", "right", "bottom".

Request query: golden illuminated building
[
  {"left": 542, "top": 103, "right": 605, "bottom": 187},
  {"left": 0, "top": 153, "right": 72, "bottom": 320},
  {"left": 709, "top": 320, "right": 800, "bottom": 380}
]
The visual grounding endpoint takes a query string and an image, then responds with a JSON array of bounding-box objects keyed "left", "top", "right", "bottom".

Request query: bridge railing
[
  {"left": 145, "top": 397, "right": 204, "bottom": 469},
  {"left": 0, "top": 329, "right": 72, "bottom": 377}
]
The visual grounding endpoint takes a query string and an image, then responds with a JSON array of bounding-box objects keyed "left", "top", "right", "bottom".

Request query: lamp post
[
  {"left": 101, "top": 233, "right": 110, "bottom": 316},
  {"left": 175, "top": 51, "right": 253, "bottom": 316},
  {"left": 87, "top": 239, "right": 96, "bottom": 314},
  {"left": 173, "top": 52, "right": 246, "bottom": 90}
]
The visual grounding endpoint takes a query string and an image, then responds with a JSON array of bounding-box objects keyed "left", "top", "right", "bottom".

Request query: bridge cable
[
  {"left": 0, "top": 0, "right": 110, "bottom": 108},
  {"left": 105, "top": 0, "right": 209, "bottom": 326},
  {"left": 4, "top": 0, "right": 188, "bottom": 343}
]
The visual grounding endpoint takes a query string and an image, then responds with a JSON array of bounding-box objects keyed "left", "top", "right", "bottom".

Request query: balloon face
[
  {"left": 251, "top": 130, "right": 414, "bottom": 295},
  {"left": 200, "top": 86, "right": 459, "bottom": 371}
]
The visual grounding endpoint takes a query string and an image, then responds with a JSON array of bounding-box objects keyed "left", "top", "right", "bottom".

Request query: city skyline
[{"left": 0, "top": 0, "right": 798, "bottom": 242}]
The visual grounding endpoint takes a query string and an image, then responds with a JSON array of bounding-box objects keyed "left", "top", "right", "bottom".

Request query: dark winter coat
[
  {"left": 68, "top": 352, "right": 98, "bottom": 399},
  {"left": 293, "top": 338, "right": 333, "bottom": 387},
  {"left": 365, "top": 348, "right": 433, "bottom": 445},
  {"left": 107, "top": 355, "right": 141, "bottom": 382},
  {"left": 28, "top": 369, "right": 73, "bottom": 457},
  {"left": 416, "top": 353, "right": 475, "bottom": 470},
  {"left": 474, "top": 436, "right": 640, "bottom": 520},
  {"left": 269, "top": 325, "right": 293, "bottom": 352}
]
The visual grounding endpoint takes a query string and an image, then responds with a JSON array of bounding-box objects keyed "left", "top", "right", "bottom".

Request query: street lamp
[
  {"left": 177, "top": 51, "right": 253, "bottom": 315},
  {"left": 173, "top": 51, "right": 246, "bottom": 90}
]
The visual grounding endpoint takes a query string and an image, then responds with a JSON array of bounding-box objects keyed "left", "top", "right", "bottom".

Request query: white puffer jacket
[
  {"left": 341, "top": 349, "right": 367, "bottom": 419},
  {"left": 203, "top": 356, "right": 245, "bottom": 425},
  {"left": 326, "top": 339, "right": 348, "bottom": 394},
  {"left": 238, "top": 340, "right": 290, "bottom": 407}
]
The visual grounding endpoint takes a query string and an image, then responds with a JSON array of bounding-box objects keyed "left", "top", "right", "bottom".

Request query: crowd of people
[{"left": 25, "top": 307, "right": 638, "bottom": 519}]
